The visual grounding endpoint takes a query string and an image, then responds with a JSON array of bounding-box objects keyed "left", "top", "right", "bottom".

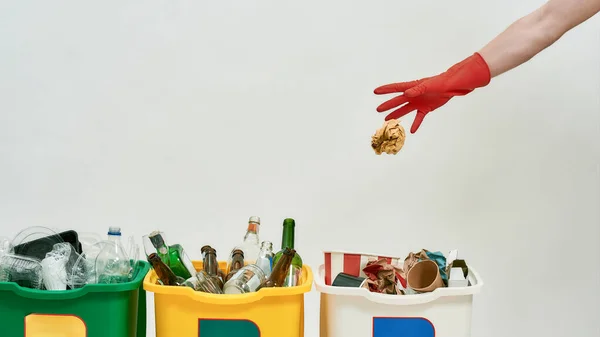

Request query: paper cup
[{"left": 406, "top": 259, "right": 444, "bottom": 293}]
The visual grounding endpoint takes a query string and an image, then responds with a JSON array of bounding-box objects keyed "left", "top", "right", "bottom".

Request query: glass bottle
[
  {"left": 223, "top": 264, "right": 266, "bottom": 294},
  {"left": 255, "top": 241, "right": 274, "bottom": 278},
  {"left": 182, "top": 270, "right": 223, "bottom": 294},
  {"left": 257, "top": 247, "right": 295, "bottom": 289},
  {"left": 145, "top": 231, "right": 196, "bottom": 280},
  {"left": 148, "top": 252, "right": 184, "bottom": 286},
  {"left": 225, "top": 249, "right": 245, "bottom": 282},
  {"left": 95, "top": 227, "right": 131, "bottom": 284},
  {"left": 200, "top": 245, "right": 223, "bottom": 289},
  {"left": 272, "top": 218, "right": 303, "bottom": 286},
  {"left": 236, "top": 216, "right": 261, "bottom": 265}
]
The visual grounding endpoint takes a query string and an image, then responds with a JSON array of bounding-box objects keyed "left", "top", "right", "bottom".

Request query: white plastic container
[{"left": 315, "top": 252, "right": 483, "bottom": 337}]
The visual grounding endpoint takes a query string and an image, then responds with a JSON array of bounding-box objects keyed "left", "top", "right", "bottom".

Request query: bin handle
[{"left": 314, "top": 264, "right": 483, "bottom": 306}]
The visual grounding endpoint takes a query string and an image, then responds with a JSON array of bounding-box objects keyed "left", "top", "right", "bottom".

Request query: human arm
[
  {"left": 480, "top": 0, "right": 600, "bottom": 77},
  {"left": 375, "top": 0, "right": 600, "bottom": 133}
]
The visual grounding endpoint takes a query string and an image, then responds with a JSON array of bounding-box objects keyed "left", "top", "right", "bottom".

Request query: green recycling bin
[{"left": 0, "top": 260, "right": 149, "bottom": 337}]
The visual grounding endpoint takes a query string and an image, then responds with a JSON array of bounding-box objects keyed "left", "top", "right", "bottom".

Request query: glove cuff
[{"left": 446, "top": 52, "right": 492, "bottom": 90}]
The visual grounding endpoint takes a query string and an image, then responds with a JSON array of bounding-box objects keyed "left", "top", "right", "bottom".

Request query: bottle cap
[
  {"left": 108, "top": 227, "right": 122, "bottom": 236},
  {"left": 249, "top": 216, "right": 260, "bottom": 224}
]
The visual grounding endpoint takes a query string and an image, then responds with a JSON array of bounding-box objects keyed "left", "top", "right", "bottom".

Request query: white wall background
[{"left": 1, "top": 0, "right": 599, "bottom": 336}]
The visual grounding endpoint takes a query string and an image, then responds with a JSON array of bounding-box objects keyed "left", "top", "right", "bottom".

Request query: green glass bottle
[
  {"left": 272, "top": 218, "right": 303, "bottom": 286},
  {"left": 147, "top": 231, "right": 196, "bottom": 280}
]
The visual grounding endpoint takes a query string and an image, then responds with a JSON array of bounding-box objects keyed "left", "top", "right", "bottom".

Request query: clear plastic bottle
[
  {"left": 236, "top": 216, "right": 261, "bottom": 265},
  {"left": 95, "top": 227, "right": 131, "bottom": 284}
]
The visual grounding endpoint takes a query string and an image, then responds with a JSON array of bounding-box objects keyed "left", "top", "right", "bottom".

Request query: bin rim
[
  {"left": 0, "top": 260, "right": 150, "bottom": 300},
  {"left": 143, "top": 261, "right": 313, "bottom": 305},
  {"left": 314, "top": 263, "right": 483, "bottom": 306},
  {"left": 323, "top": 249, "right": 404, "bottom": 259}
]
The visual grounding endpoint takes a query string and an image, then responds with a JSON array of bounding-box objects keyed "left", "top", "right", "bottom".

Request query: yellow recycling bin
[{"left": 144, "top": 261, "right": 313, "bottom": 337}]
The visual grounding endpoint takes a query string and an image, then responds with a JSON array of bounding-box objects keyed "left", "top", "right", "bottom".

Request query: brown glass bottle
[
  {"left": 201, "top": 245, "right": 219, "bottom": 276},
  {"left": 257, "top": 247, "right": 295, "bottom": 289},
  {"left": 148, "top": 252, "right": 181, "bottom": 286},
  {"left": 225, "top": 249, "right": 245, "bottom": 282},
  {"left": 201, "top": 245, "right": 224, "bottom": 289}
]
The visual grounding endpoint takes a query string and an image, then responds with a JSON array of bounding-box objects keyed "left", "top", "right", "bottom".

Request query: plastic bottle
[{"left": 95, "top": 227, "right": 131, "bottom": 284}]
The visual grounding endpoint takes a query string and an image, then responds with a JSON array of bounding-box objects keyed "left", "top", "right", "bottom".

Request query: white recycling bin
[{"left": 315, "top": 251, "right": 484, "bottom": 337}]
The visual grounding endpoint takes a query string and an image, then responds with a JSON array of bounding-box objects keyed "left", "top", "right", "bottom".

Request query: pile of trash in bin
[
  {"left": 144, "top": 216, "right": 305, "bottom": 295},
  {"left": 0, "top": 226, "right": 140, "bottom": 290},
  {"left": 326, "top": 249, "right": 470, "bottom": 295}
]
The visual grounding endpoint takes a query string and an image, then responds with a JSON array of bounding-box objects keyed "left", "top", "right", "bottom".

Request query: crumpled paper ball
[
  {"left": 371, "top": 119, "right": 406, "bottom": 155},
  {"left": 362, "top": 258, "right": 406, "bottom": 295}
]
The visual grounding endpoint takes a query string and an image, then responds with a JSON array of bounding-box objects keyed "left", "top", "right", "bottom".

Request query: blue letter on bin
[
  {"left": 373, "top": 317, "right": 435, "bottom": 337},
  {"left": 199, "top": 319, "right": 260, "bottom": 337}
]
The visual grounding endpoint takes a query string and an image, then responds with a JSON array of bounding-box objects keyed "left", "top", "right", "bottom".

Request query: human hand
[{"left": 374, "top": 53, "right": 491, "bottom": 133}]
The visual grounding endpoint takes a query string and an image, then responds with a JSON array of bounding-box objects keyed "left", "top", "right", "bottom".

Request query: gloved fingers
[
  {"left": 384, "top": 103, "right": 416, "bottom": 121},
  {"left": 405, "top": 78, "right": 445, "bottom": 97},
  {"left": 376, "top": 95, "right": 409, "bottom": 112},
  {"left": 374, "top": 80, "right": 423, "bottom": 95},
  {"left": 410, "top": 111, "right": 427, "bottom": 133}
]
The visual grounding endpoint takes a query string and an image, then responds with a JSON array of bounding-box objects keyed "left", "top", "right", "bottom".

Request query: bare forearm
[{"left": 479, "top": 0, "right": 600, "bottom": 77}]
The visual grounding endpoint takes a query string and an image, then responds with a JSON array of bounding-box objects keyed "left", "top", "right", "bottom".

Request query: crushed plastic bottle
[
  {"left": 0, "top": 237, "right": 11, "bottom": 257},
  {"left": 41, "top": 243, "right": 73, "bottom": 290},
  {"left": 0, "top": 253, "right": 44, "bottom": 289},
  {"left": 94, "top": 227, "right": 131, "bottom": 284}
]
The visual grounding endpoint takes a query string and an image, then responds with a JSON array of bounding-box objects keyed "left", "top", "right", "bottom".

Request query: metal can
[{"left": 223, "top": 264, "right": 266, "bottom": 294}]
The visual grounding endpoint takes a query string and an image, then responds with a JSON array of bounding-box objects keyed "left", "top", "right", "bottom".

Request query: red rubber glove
[{"left": 374, "top": 52, "right": 491, "bottom": 133}]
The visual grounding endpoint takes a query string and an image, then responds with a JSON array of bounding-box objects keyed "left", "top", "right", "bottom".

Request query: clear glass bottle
[
  {"left": 255, "top": 241, "right": 274, "bottom": 278},
  {"left": 236, "top": 216, "right": 261, "bottom": 265},
  {"left": 95, "top": 227, "right": 131, "bottom": 284},
  {"left": 272, "top": 218, "right": 303, "bottom": 286},
  {"left": 223, "top": 264, "right": 266, "bottom": 294},
  {"left": 183, "top": 270, "right": 223, "bottom": 294}
]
